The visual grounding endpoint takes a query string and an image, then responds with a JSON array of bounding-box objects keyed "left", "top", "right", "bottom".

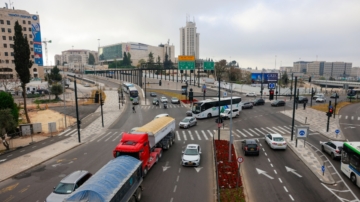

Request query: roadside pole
[
  {"left": 74, "top": 76, "right": 81, "bottom": 143},
  {"left": 291, "top": 76, "right": 298, "bottom": 141},
  {"left": 218, "top": 77, "right": 221, "bottom": 140},
  {"left": 229, "top": 83, "right": 233, "bottom": 162},
  {"left": 62, "top": 70, "right": 67, "bottom": 128},
  {"left": 100, "top": 87, "right": 104, "bottom": 128},
  {"left": 333, "top": 93, "right": 337, "bottom": 119}
]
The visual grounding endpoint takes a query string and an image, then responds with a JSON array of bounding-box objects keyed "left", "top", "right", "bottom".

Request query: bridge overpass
[{"left": 312, "top": 80, "right": 360, "bottom": 89}]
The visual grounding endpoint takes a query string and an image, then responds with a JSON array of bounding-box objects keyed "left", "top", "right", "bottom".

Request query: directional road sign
[
  {"left": 179, "top": 61, "right": 195, "bottom": 70},
  {"left": 335, "top": 129, "right": 340, "bottom": 134},
  {"left": 204, "top": 61, "right": 214, "bottom": 70},
  {"left": 268, "top": 83, "right": 276, "bottom": 89},
  {"left": 223, "top": 92, "right": 227, "bottom": 97},
  {"left": 178, "top": 55, "right": 195, "bottom": 61}
]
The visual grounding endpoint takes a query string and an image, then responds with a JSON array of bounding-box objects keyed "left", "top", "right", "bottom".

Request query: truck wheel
[
  {"left": 159, "top": 150, "right": 163, "bottom": 158},
  {"left": 135, "top": 188, "right": 142, "bottom": 202},
  {"left": 155, "top": 155, "right": 159, "bottom": 164},
  {"left": 143, "top": 167, "right": 148, "bottom": 177}
]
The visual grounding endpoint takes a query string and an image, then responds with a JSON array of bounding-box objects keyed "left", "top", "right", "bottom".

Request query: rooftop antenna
[
  {"left": 167, "top": 39, "right": 170, "bottom": 45},
  {"left": 9, "top": 1, "right": 13, "bottom": 9}
]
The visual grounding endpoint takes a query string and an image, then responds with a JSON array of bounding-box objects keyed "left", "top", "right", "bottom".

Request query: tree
[
  {"left": 137, "top": 59, "right": 146, "bottom": 68},
  {"left": 13, "top": 21, "right": 32, "bottom": 123},
  {"left": 156, "top": 55, "right": 161, "bottom": 66},
  {"left": 281, "top": 72, "right": 289, "bottom": 85},
  {"left": 0, "top": 109, "right": 16, "bottom": 150},
  {"left": 214, "top": 59, "right": 227, "bottom": 80},
  {"left": 88, "top": 53, "right": 95, "bottom": 65},
  {"left": 148, "top": 52, "right": 154, "bottom": 64},
  {"left": 123, "top": 52, "right": 128, "bottom": 66},
  {"left": 51, "top": 84, "right": 63, "bottom": 100},
  {"left": 228, "top": 67, "right": 242, "bottom": 82},
  {"left": 48, "top": 66, "right": 62, "bottom": 83},
  {"left": 127, "top": 52, "right": 132, "bottom": 66},
  {"left": 0, "top": 91, "right": 19, "bottom": 125}
]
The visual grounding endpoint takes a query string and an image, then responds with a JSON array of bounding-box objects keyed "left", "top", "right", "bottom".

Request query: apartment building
[{"left": 179, "top": 17, "right": 200, "bottom": 59}]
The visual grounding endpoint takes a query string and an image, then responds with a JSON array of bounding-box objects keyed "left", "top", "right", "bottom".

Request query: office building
[
  {"left": 323, "top": 62, "right": 352, "bottom": 78},
  {"left": 98, "top": 42, "right": 175, "bottom": 66},
  {"left": 55, "top": 49, "right": 98, "bottom": 67},
  {"left": 0, "top": 7, "right": 44, "bottom": 79},
  {"left": 179, "top": 18, "right": 200, "bottom": 59},
  {"left": 293, "top": 61, "right": 310, "bottom": 73}
]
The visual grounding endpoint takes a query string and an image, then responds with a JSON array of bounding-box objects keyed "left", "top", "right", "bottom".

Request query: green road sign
[
  {"left": 179, "top": 61, "right": 195, "bottom": 70},
  {"left": 204, "top": 61, "right": 214, "bottom": 70}
]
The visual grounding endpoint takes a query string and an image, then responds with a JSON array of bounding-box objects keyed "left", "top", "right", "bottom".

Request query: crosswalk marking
[
  {"left": 232, "top": 130, "right": 240, "bottom": 138},
  {"left": 283, "top": 126, "right": 291, "bottom": 130},
  {"left": 254, "top": 128, "right": 265, "bottom": 135},
  {"left": 351, "top": 116, "right": 354, "bottom": 120},
  {"left": 237, "top": 129, "right": 247, "bottom": 137},
  {"left": 260, "top": 127, "right": 269, "bottom": 134},
  {"left": 195, "top": 131, "right": 202, "bottom": 140},
  {"left": 266, "top": 127, "right": 278, "bottom": 134},
  {"left": 182, "top": 131, "right": 187, "bottom": 141},
  {"left": 277, "top": 126, "right": 289, "bottom": 133},
  {"left": 207, "top": 130, "right": 213, "bottom": 137},
  {"left": 243, "top": 129, "right": 253, "bottom": 137},
  {"left": 65, "top": 129, "right": 78, "bottom": 137},
  {"left": 176, "top": 131, "right": 181, "bottom": 141},
  {"left": 248, "top": 129, "right": 260, "bottom": 136},
  {"left": 105, "top": 132, "right": 118, "bottom": 142},
  {"left": 345, "top": 116, "right": 348, "bottom": 119},
  {"left": 339, "top": 115, "right": 342, "bottom": 119},
  {"left": 358, "top": 117, "right": 360, "bottom": 121},
  {"left": 272, "top": 127, "right": 285, "bottom": 134},
  {"left": 97, "top": 132, "right": 112, "bottom": 142},
  {"left": 189, "top": 131, "right": 194, "bottom": 140},
  {"left": 201, "top": 131, "right": 209, "bottom": 140}
]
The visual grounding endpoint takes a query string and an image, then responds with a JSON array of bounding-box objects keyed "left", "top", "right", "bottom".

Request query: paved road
[{"left": 338, "top": 102, "right": 360, "bottom": 141}]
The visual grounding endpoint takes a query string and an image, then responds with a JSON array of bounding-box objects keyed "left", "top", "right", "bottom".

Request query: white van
[{"left": 220, "top": 108, "right": 239, "bottom": 119}]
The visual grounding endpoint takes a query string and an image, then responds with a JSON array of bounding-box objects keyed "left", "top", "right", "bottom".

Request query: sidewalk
[{"left": 0, "top": 90, "right": 125, "bottom": 182}]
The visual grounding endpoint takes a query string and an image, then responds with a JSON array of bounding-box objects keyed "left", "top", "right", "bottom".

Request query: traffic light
[
  {"left": 189, "top": 88, "right": 194, "bottom": 102},
  {"left": 269, "top": 90, "right": 274, "bottom": 100},
  {"left": 308, "top": 77, "right": 312, "bottom": 83},
  {"left": 159, "top": 80, "right": 162, "bottom": 86},
  {"left": 327, "top": 106, "right": 333, "bottom": 117},
  {"left": 100, "top": 99, "right": 104, "bottom": 106}
]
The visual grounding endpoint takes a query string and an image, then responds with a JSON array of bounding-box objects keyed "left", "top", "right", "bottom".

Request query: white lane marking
[
  {"left": 339, "top": 115, "right": 342, "bottom": 119},
  {"left": 20, "top": 150, "right": 25, "bottom": 152},
  {"left": 207, "top": 130, "right": 213, "bottom": 137},
  {"left": 262, "top": 148, "right": 265, "bottom": 152},
  {"left": 248, "top": 128, "right": 260, "bottom": 136},
  {"left": 345, "top": 115, "right": 348, "bottom": 119},
  {"left": 188, "top": 131, "right": 194, "bottom": 140},
  {"left": 266, "top": 127, "right": 278, "bottom": 134},
  {"left": 7, "top": 154, "right": 12, "bottom": 157},
  {"left": 195, "top": 131, "right": 201, "bottom": 140},
  {"left": 104, "top": 132, "right": 118, "bottom": 142},
  {"left": 32, "top": 146, "right": 36, "bottom": 149},
  {"left": 358, "top": 117, "right": 360, "bottom": 121},
  {"left": 97, "top": 132, "right": 112, "bottom": 142},
  {"left": 351, "top": 116, "right": 354, "bottom": 120},
  {"left": 265, "top": 152, "right": 267, "bottom": 156},
  {"left": 260, "top": 127, "right": 269, "bottom": 133},
  {"left": 268, "top": 158, "right": 271, "bottom": 162},
  {"left": 237, "top": 130, "right": 247, "bottom": 137},
  {"left": 289, "top": 194, "right": 294, "bottom": 201},
  {"left": 112, "top": 132, "right": 122, "bottom": 142},
  {"left": 270, "top": 164, "right": 273, "bottom": 167},
  {"left": 182, "top": 131, "right": 187, "bottom": 141},
  {"left": 272, "top": 127, "right": 285, "bottom": 134},
  {"left": 260, "top": 143, "right": 262, "bottom": 146},
  {"left": 176, "top": 131, "right": 181, "bottom": 141},
  {"left": 284, "top": 186, "right": 288, "bottom": 192},
  {"left": 274, "top": 170, "right": 277, "bottom": 174},
  {"left": 283, "top": 126, "right": 291, "bottom": 130},
  {"left": 173, "top": 185, "right": 177, "bottom": 192},
  {"left": 178, "top": 168, "right": 181, "bottom": 173},
  {"left": 277, "top": 126, "right": 289, "bottom": 133},
  {"left": 243, "top": 129, "right": 254, "bottom": 137},
  {"left": 201, "top": 131, "right": 209, "bottom": 140},
  {"left": 176, "top": 175, "right": 179, "bottom": 182},
  {"left": 232, "top": 130, "right": 241, "bottom": 138},
  {"left": 279, "top": 178, "right": 282, "bottom": 183},
  {"left": 254, "top": 128, "right": 265, "bottom": 135},
  {"left": 65, "top": 130, "right": 77, "bottom": 137}
]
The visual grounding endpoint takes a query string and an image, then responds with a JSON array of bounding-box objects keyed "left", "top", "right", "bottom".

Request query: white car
[
  {"left": 160, "top": 96, "right": 168, "bottom": 103},
  {"left": 316, "top": 97, "right": 326, "bottom": 103},
  {"left": 265, "top": 134, "right": 287, "bottom": 149},
  {"left": 220, "top": 108, "right": 239, "bottom": 119},
  {"left": 182, "top": 144, "right": 201, "bottom": 166},
  {"left": 246, "top": 92, "right": 256, "bottom": 97}
]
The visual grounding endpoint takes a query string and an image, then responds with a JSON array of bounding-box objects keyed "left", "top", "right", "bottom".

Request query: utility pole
[
  {"left": 291, "top": 76, "right": 298, "bottom": 141},
  {"left": 333, "top": 93, "right": 338, "bottom": 119},
  {"left": 218, "top": 77, "right": 221, "bottom": 140},
  {"left": 290, "top": 73, "right": 294, "bottom": 100},
  {"left": 100, "top": 87, "right": 104, "bottom": 127},
  {"left": 74, "top": 76, "right": 81, "bottom": 143},
  {"left": 229, "top": 83, "right": 233, "bottom": 162},
  {"left": 327, "top": 101, "right": 332, "bottom": 132}
]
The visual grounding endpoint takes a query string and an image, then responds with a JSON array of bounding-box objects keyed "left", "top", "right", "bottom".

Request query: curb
[{"left": 286, "top": 139, "right": 336, "bottom": 185}]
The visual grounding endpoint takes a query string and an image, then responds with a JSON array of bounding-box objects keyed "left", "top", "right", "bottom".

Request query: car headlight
[{"left": 194, "top": 158, "right": 199, "bottom": 162}]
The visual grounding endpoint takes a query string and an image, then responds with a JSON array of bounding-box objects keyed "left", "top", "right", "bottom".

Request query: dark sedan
[
  {"left": 271, "top": 100, "right": 285, "bottom": 107},
  {"left": 298, "top": 96, "right": 308, "bottom": 103},
  {"left": 150, "top": 92, "right": 157, "bottom": 97},
  {"left": 330, "top": 93, "right": 339, "bottom": 98},
  {"left": 251, "top": 98, "right": 265, "bottom": 106},
  {"left": 242, "top": 102, "right": 253, "bottom": 109}
]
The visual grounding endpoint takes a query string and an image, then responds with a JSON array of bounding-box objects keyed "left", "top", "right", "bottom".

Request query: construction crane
[{"left": 42, "top": 38, "right": 52, "bottom": 66}]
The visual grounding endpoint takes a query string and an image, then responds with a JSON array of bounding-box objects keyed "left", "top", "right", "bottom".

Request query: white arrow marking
[
  {"left": 162, "top": 166, "right": 171, "bottom": 171},
  {"left": 256, "top": 168, "right": 274, "bottom": 179},
  {"left": 195, "top": 167, "right": 203, "bottom": 172},
  {"left": 0, "top": 159, "right": 7, "bottom": 162},
  {"left": 52, "top": 163, "right": 62, "bottom": 167},
  {"left": 345, "top": 126, "right": 355, "bottom": 129},
  {"left": 285, "top": 166, "right": 302, "bottom": 178}
]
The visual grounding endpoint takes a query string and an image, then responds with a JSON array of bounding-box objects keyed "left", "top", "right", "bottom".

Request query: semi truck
[
  {"left": 64, "top": 155, "right": 143, "bottom": 202},
  {"left": 113, "top": 116, "right": 176, "bottom": 177}
]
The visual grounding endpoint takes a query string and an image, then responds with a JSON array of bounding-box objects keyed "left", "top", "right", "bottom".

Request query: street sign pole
[
  {"left": 237, "top": 157, "right": 244, "bottom": 188},
  {"left": 327, "top": 101, "right": 332, "bottom": 132}
]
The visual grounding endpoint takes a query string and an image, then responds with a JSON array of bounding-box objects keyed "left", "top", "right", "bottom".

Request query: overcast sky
[{"left": 11, "top": 0, "right": 360, "bottom": 69}]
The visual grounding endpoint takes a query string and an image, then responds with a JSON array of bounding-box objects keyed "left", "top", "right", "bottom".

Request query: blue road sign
[
  {"left": 335, "top": 129, "right": 340, "bottom": 134},
  {"left": 223, "top": 92, "right": 227, "bottom": 97},
  {"left": 268, "top": 83, "right": 276, "bottom": 89},
  {"left": 299, "top": 130, "right": 305, "bottom": 136},
  {"left": 329, "top": 105, "right": 333, "bottom": 109},
  {"left": 321, "top": 165, "right": 325, "bottom": 172}
]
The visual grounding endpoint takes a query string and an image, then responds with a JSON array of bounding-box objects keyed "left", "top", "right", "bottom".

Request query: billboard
[{"left": 251, "top": 73, "right": 278, "bottom": 84}]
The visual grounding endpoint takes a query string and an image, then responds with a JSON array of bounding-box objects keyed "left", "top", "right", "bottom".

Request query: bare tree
[{"left": 214, "top": 59, "right": 227, "bottom": 80}]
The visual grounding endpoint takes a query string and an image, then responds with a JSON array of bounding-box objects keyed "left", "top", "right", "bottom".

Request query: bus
[
  {"left": 122, "top": 82, "right": 134, "bottom": 94},
  {"left": 192, "top": 97, "right": 242, "bottom": 119},
  {"left": 129, "top": 86, "right": 139, "bottom": 101},
  {"left": 341, "top": 142, "right": 360, "bottom": 187}
]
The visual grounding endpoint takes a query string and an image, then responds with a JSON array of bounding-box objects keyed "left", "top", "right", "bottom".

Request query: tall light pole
[{"left": 41, "top": 38, "right": 52, "bottom": 66}]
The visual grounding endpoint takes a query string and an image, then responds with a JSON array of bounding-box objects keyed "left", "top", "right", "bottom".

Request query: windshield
[
  {"left": 154, "top": 98, "right": 158, "bottom": 101},
  {"left": 130, "top": 91, "right": 138, "bottom": 97},
  {"left": 192, "top": 103, "right": 201, "bottom": 114},
  {"left": 54, "top": 183, "right": 75, "bottom": 194},
  {"left": 184, "top": 149, "right": 198, "bottom": 155},
  {"left": 182, "top": 118, "right": 191, "bottom": 122},
  {"left": 172, "top": 97, "right": 177, "bottom": 100},
  {"left": 273, "top": 138, "right": 284, "bottom": 142},
  {"left": 224, "top": 109, "right": 230, "bottom": 113}
]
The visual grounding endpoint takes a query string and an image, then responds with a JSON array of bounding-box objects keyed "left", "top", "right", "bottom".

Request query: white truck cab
[{"left": 220, "top": 108, "right": 239, "bottom": 119}]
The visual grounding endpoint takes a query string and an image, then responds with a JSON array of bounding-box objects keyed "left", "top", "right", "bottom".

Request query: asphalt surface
[{"left": 338, "top": 102, "right": 360, "bottom": 141}]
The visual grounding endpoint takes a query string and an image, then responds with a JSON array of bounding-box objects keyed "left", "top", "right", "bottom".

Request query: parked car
[
  {"left": 313, "top": 93, "right": 325, "bottom": 100},
  {"left": 241, "top": 139, "right": 260, "bottom": 156},
  {"left": 150, "top": 92, "right": 157, "bottom": 97},
  {"left": 171, "top": 97, "right": 180, "bottom": 104},
  {"left": 265, "top": 134, "right": 287, "bottom": 150},
  {"left": 271, "top": 100, "right": 286, "bottom": 107},
  {"left": 316, "top": 96, "right": 326, "bottom": 103},
  {"left": 251, "top": 98, "right": 265, "bottom": 106},
  {"left": 330, "top": 93, "right": 339, "bottom": 98},
  {"left": 152, "top": 98, "right": 159, "bottom": 105},
  {"left": 242, "top": 102, "right": 253, "bottom": 109},
  {"left": 320, "top": 141, "right": 343, "bottom": 159},
  {"left": 46, "top": 170, "right": 92, "bottom": 202},
  {"left": 246, "top": 92, "right": 256, "bottom": 97},
  {"left": 179, "top": 117, "right": 197, "bottom": 128},
  {"left": 220, "top": 108, "right": 239, "bottom": 119},
  {"left": 186, "top": 110, "right": 193, "bottom": 116},
  {"left": 160, "top": 96, "right": 168, "bottom": 103},
  {"left": 182, "top": 144, "right": 201, "bottom": 167},
  {"left": 298, "top": 96, "right": 308, "bottom": 103}
]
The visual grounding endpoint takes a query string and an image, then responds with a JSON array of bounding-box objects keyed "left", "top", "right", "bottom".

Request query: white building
[
  {"left": 57, "top": 49, "right": 98, "bottom": 67},
  {"left": 179, "top": 18, "right": 200, "bottom": 59},
  {"left": 98, "top": 42, "right": 175, "bottom": 66}
]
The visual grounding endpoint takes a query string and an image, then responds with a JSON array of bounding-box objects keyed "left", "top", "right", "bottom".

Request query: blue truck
[{"left": 64, "top": 156, "right": 143, "bottom": 202}]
